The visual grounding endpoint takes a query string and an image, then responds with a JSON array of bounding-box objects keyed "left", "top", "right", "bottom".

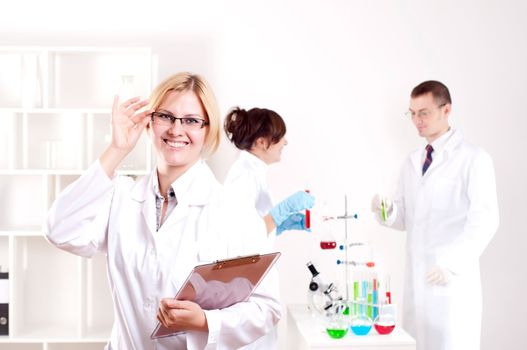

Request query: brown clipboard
[{"left": 150, "top": 252, "right": 281, "bottom": 339}]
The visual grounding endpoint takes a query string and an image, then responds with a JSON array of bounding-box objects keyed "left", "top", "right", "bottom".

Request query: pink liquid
[
  {"left": 320, "top": 241, "right": 336, "bottom": 249},
  {"left": 374, "top": 323, "right": 395, "bottom": 335}
]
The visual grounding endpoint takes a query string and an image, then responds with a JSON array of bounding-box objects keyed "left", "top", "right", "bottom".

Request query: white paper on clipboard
[{"left": 150, "top": 251, "right": 281, "bottom": 339}]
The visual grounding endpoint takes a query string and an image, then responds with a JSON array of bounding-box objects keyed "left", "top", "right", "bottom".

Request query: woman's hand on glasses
[{"left": 110, "top": 95, "right": 153, "bottom": 153}]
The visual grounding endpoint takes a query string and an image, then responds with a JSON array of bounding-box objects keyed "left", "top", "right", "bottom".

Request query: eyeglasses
[
  {"left": 150, "top": 111, "right": 209, "bottom": 130},
  {"left": 405, "top": 103, "right": 446, "bottom": 119}
]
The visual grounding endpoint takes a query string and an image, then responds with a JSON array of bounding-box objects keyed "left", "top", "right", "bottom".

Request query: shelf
[
  {"left": 0, "top": 45, "right": 152, "bottom": 346},
  {"left": 0, "top": 231, "right": 43, "bottom": 237},
  {"left": 46, "top": 343, "right": 108, "bottom": 350},
  {"left": 2, "top": 325, "right": 109, "bottom": 341},
  {"left": 0, "top": 236, "right": 7, "bottom": 272},
  {"left": 0, "top": 108, "right": 111, "bottom": 114},
  {"left": 0, "top": 342, "right": 43, "bottom": 350},
  {"left": 9, "top": 237, "right": 81, "bottom": 338},
  {"left": 0, "top": 176, "right": 46, "bottom": 231},
  {"left": 49, "top": 51, "right": 151, "bottom": 108},
  {"left": 0, "top": 169, "right": 150, "bottom": 176}
]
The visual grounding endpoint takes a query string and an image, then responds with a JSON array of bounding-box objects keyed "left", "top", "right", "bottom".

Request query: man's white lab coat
[{"left": 385, "top": 129, "right": 499, "bottom": 350}]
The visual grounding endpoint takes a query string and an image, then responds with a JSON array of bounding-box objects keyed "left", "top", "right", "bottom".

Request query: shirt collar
[
  {"left": 427, "top": 127, "right": 454, "bottom": 154},
  {"left": 152, "top": 171, "right": 175, "bottom": 200},
  {"left": 240, "top": 150, "right": 268, "bottom": 174},
  {"left": 152, "top": 160, "right": 207, "bottom": 203}
]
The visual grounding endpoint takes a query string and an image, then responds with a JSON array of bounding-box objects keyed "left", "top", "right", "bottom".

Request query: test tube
[
  {"left": 385, "top": 274, "right": 392, "bottom": 304},
  {"left": 305, "top": 190, "right": 311, "bottom": 229},
  {"left": 381, "top": 198, "right": 387, "bottom": 222},
  {"left": 353, "top": 279, "right": 359, "bottom": 315},
  {"left": 372, "top": 278, "right": 379, "bottom": 320},
  {"left": 367, "top": 281, "right": 373, "bottom": 319}
]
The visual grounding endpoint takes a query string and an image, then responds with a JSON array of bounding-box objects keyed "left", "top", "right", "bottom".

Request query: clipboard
[{"left": 150, "top": 251, "right": 281, "bottom": 339}]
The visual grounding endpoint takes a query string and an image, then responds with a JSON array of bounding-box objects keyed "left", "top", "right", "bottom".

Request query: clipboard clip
[{"left": 213, "top": 254, "right": 261, "bottom": 270}]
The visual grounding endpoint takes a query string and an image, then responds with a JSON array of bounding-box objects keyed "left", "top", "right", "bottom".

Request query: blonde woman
[{"left": 46, "top": 73, "right": 285, "bottom": 349}]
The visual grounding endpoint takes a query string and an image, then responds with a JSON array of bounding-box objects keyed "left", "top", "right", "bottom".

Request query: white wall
[{"left": 3, "top": 1, "right": 527, "bottom": 349}]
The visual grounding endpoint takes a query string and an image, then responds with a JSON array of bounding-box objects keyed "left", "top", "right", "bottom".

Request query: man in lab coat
[{"left": 371, "top": 80, "right": 499, "bottom": 350}]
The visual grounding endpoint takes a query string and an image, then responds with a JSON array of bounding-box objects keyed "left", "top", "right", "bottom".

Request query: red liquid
[
  {"left": 305, "top": 190, "right": 311, "bottom": 229},
  {"left": 320, "top": 241, "right": 336, "bottom": 249},
  {"left": 374, "top": 323, "right": 395, "bottom": 335},
  {"left": 386, "top": 292, "right": 392, "bottom": 304}
]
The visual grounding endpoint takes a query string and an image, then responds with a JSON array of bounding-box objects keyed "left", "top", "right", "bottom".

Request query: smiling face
[
  {"left": 148, "top": 90, "right": 207, "bottom": 176},
  {"left": 409, "top": 92, "right": 451, "bottom": 143}
]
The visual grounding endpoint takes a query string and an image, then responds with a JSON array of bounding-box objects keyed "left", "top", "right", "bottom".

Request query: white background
[{"left": 2, "top": 0, "right": 526, "bottom": 349}]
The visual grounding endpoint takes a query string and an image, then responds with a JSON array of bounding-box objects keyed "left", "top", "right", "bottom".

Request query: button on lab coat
[
  {"left": 385, "top": 130, "right": 499, "bottom": 350},
  {"left": 45, "top": 160, "right": 280, "bottom": 350}
]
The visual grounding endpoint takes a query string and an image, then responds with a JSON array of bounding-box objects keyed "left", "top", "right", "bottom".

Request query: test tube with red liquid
[
  {"left": 385, "top": 275, "right": 392, "bottom": 304},
  {"left": 305, "top": 190, "right": 311, "bottom": 229}
]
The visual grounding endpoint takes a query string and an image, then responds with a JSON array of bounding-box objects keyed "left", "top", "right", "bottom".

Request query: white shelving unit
[{"left": 0, "top": 46, "right": 156, "bottom": 349}]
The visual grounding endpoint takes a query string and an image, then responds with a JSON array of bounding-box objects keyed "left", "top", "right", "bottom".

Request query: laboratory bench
[{"left": 287, "top": 304, "right": 416, "bottom": 350}]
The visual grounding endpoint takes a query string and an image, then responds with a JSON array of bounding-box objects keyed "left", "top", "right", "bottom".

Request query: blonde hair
[{"left": 148, "top": 72, "right": 221, "bottom": 158}]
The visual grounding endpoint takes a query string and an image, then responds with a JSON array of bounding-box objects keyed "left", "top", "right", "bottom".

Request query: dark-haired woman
[
  {"left": 223, "top": 108, "right": 314, "bottom": 349},
  {"left": 223, "top": 107, "right": 314, "bottom": 240}
]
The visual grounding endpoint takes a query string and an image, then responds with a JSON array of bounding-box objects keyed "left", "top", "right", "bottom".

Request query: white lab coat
[
  {"left": 224, "top": 150, "right": 275, "bottom": 246},
  {"left": 45, "top": 159, "right": 280, "bottom": 350},
  {"left": 384, "top": 129, "right": 499, "bottom": 350},
  {"left": 223, "top": 150, "right": 278, "bottom": 348}
]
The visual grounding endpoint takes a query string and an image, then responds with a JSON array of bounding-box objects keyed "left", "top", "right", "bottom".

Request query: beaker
[
  {"left": 324, "top": 301, "right": 349, "bottom": 339},
  {"left": 373, "top": 303, "right": 396, "bottom": 335},
  {"left": 350, "top": 299, "right": 372, "bottom": 336}
]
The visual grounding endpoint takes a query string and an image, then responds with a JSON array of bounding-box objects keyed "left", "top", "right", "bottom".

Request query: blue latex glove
[
  {"left": 276, "top": 213, "right": 310, "bottom": 236},
  {"left": 270, "top": 191, "right": 315, "bottom": 227}
]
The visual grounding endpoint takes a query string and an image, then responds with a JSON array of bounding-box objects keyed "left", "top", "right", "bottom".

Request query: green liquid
[
  {"left": 381, "top": 201, "right": 387, "bottom": 221},
  {"left": 326, "top": 328, "right": 348, "bottom": 339}
]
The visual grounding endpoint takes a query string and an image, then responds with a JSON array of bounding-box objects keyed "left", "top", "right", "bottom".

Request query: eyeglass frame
[
  {"left": 405, "top": 103, "right": 447, "bottom": 119},
  {"left": 150, "top": 111, "right": 209, "bottom": 129}
]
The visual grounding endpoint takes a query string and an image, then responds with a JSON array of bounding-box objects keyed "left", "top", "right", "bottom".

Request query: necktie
[{"left": 422, "top": 144, "right": 434, "bottom": 175}]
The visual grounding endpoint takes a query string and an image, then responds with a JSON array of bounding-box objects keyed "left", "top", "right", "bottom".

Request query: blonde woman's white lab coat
[
  {"left": 45, "top": 160, "right": 280, "bottom": 350},
  {"left": 384, "top": 130, "right": 499, "bottom": 350},
  {"left": 223, "top": 150, "right": 278, "bottom": 348}
]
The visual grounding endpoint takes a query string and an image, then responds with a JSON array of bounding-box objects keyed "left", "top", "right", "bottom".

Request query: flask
[
  {"left": 325, "top": 300, "right": 349, "bottom": 339},
  {"left": 319, "top": 203, "right": 336, "bottom": 249},
  {"left": 374, "top": 303, "right": 396, "bottom": 335}
]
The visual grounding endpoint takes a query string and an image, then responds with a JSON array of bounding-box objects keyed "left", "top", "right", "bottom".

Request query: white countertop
[{"left": 287, "top": 304, "right": 416, "bottom": 350}]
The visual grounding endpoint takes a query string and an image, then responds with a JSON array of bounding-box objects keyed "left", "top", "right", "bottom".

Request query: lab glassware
[
  {"left": 374, "top": 303, "right": 396, "bottom": 335},
  {"left": 325, "top": 301, "right": 349, "bottom": 339}
]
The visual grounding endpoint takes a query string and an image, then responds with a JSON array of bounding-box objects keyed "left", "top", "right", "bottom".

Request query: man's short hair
[{"left": 411, "top": 80, "right": 452, "bottom": 105}]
